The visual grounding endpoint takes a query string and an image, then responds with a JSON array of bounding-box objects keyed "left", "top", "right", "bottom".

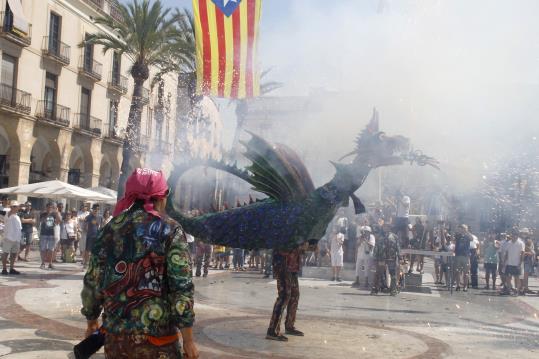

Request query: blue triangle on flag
[{"left": 211, "top": 0, "right": 242, "bottom": 17}]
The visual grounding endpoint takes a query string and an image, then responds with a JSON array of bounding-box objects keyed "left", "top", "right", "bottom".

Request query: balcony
[
  {"left": 0, "top": 83, "right": 31, "bottom": 114},
  {"left": 78, "top": 55, "right": 102, "bottom": 82},
  {"left": 35, "top": 100, "right": 70, "bottom": 127},
  {"left": 73, "top": 113, "right": 102, "bottom": 137},
  {"left": 153, "top": 139, "right": 173, "bottom": 155},
  {"left": 42, "top": 36, "right": 70, "bottom": 65},
  {"left": 0, "top": 12, "right": 31, "bottom": 47},
  {"left": 108, "top": 72, "right": 128, "bottom": 94},
  {"left": 103, "top": 121, "right": 123, "bottom": 145},
  {"left": 133, "top": 134, "right": 150, "bottom": 152},
  {"left": 84, "top": 0, "right": 123, "bottom": 22}
]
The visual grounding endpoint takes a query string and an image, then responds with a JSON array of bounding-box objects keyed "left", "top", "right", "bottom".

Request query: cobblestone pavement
[{"left": 0, "top": 257, "right": 538, "bottom": 358}]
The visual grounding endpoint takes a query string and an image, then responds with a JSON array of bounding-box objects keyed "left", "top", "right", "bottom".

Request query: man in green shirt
[{"left": 81, "top": 169, "right": 198, "bottom": 358}]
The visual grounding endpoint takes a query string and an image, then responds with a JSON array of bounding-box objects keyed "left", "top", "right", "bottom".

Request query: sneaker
[
  {"left": 9, "top": 269, "right": 20, "bottom": 275},
  {"left": 48, "top": 264, "right": 55, "bottom": 270},
  {"left": 263, "top": 274, "right": 270, "bottom": 278},
  {"left": 336, "top": 277, "right": 342, "bottom": 282},
  {"left": 390, "top": 289, "right": 398, "bottom": 296},
  {"left": 456, "top": 286, "right": 461, "bottom": 292},
  {"left": 285, "top": 328, "right": 304, "bottom": 336},
  {"left": 1, "top": 269, "right": 8, "bottom": 275},
  {"left": 351, "top": 281, "right": 360, "bottom": 288},
  {"left": 40, "top": 263, "right": 46, "bottom": 270},
  {"left": 265, "top": 333, "right": 288, "bottom": 342},
  {"left": 370, "top": 289, "right": 378, "bottom": 295},
  {"left": 202, "top": 273, "right": 208, "bottom": 278},
  {"left": 484, "top": 285, "right": 490, "bottom": 290}
]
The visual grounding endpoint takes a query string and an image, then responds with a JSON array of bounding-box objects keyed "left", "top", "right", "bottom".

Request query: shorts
[
  {"left": 505, "top": 265, "right": 521, "bottom": 277},
  {"left": 85, "top": 236, "right": 97, "bottom": 252},
  {"left": 21, "top": 231, "right": 33, "bottom": 247},
  {"left": 523, "top": 260, "right": 534, "bottom": 275},
  {"left": 484, "top": 263, "right": 497, "bottom": 272},
  {"left": 2, "top": 239, "right": 20, "bottom": 254},
  {"left": 455, "top": 256, "right": 469, "bottom": 272},
  {"left": 40, "top": 235, "right": 55, "bottom": 251}
]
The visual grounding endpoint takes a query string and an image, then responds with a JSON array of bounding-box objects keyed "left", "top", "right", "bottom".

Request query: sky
[{"left": 120, "top": 0, "right": 539, "bottom": 192}]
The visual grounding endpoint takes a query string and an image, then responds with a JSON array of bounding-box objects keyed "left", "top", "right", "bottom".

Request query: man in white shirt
[
  {"left": 352, "top": 226, "right": 376, "bottom": 288},
  {"left": 469, "top": 234, "right": 480, "bottom": 289},
  {"left": 0, "top": 196, "right": 11, "bottom": 253},
  {"left": 2, "top": 201, "right": 22, "bottom": 275},
  {"left": 503, "top": 229, "right": 525, "bottom": 295}
]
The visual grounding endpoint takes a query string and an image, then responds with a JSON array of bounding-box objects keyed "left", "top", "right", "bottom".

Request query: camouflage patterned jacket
[{"left": 81, "top": 204, "right": 194, "bottom": 337}]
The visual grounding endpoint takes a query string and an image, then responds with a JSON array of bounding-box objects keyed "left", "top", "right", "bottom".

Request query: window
[
  {"left": 1, "top": 54, "right": 17, "bottom": 103},
  {"left": 80, "top": 87, "right": 91, "bottom": 127},
  {"left": 109, "top": 100, "right": 118, "bottom": 135},
  {"left": 48, "top": 13, "right": 61, "bottom": 54},
  {"left": 44, "top": 72, "right": 57, "bottom": 118},
  {"left": 112, "top": 51, "right": 121, "bottom": 83},
  {"left": 83, "top": 33, "right": 93, "bottom": 72}
]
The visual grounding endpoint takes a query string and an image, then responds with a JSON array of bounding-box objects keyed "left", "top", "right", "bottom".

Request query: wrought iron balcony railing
[
  {"left": 153, "top": 139, "right": 173, "bottom": 155},
  {"left": 74, "top": 113, "right": 102, "bottom": 136},
  {"left": 42, "top": 36, "right": 70, "bottom": 65},
  {"left": 78, "top": 55, "right": 102, "bottom": 81},
  {"left": 0, "top": 83, "right": 31, "bottom": 114},
  {"left": 35, "top": 100, "right": 70, "bottom": 126},
  {"left": 0, "top": 11, "right": 31, "bottom": 47},
  {"left": 108, "top": 72, "right": 128, "bottom": 94},
  {"left": 103, "top": 122, "right": 123, "bottom": 143}
]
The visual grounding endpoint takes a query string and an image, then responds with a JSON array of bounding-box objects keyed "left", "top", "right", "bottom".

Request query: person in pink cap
[{"left": 81, "top": 168, "right": 199, "bottom": 358}]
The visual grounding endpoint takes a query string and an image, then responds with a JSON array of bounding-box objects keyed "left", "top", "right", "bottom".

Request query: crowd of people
[
  {"left": 311, "top": 194, "right": 539, "bottom": 297},
  {"left": 0, "top": 196, "right": 112, "bottom": 274}
]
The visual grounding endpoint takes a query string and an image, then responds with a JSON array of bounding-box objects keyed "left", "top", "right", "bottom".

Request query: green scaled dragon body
[{"left": 166, "top": 109, "right": 438, "bottom": 250}]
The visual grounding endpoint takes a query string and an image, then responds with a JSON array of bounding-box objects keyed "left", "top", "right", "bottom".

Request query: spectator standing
[
  {"left": 454, "top": 224, "right": 471, "bottom": 292},
  {"left": 469, "top": 233, "right": 480, "bottom": 289},
  {"left": 19, "top": 202, "right": 35, "bottom": 262},
  {"left": 83, "top": 204, "right": 102, "bottom": 268},
  {"left": 504, "top": 229, "right": 525, "bottom": 295},
  {"left": 330, "top": 229, "right": 345, "bottom": 281},
  {"left": 61, "top": 211, "right": 78, "bottom": 263},
  {"left": 352, "top": 226, "right": 375, "bottom": 288},
  {"left": 371, "top": 225, "right": 400, "bottom": 296},
  {"left": 482, "top": 232, "right": 499, "bottom": 290},
  {"left": 522, "top": 231, "right": 535, "bottom": 294},
  {"left": 39, "top": 202, "right": 60, "bottom": 270},
  {"left": 232, "top": 248, "right": 245, "bottom": 271},
  {"left": 409, "top": 217, "right": 425, "bottom": 273},
  {"left": 195, "top": 239, "right": 212, "bottom": 277},
  {"left": 0, "top": 196, "right": 10, "bottom": 252},
  {"left": 498, "top": 233, "right": 510, "bottom": 294},
  {"left": 2, "top": 201, "right": 22, "bottom": 275},
  {"left": 102, "top": 209, "right": 112, "bottom": 225},
  {"left": 76, "top": 204, "right": 90, "bottom": 258}
]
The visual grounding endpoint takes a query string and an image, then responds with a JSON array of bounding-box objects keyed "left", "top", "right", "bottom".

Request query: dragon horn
[{"left": 338, "top": 150, "right": 357, "bottom": 161}]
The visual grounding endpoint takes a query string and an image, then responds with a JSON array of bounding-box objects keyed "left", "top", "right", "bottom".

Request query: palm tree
[
  {"left": 230, "top": 69, "right": 283, "bottom": 158},
  {"left": 150, "top": 8, "right": 196, "bottom": 151},
  {"left": 82, "top": 0, "right": 180, "bottom": 197}
]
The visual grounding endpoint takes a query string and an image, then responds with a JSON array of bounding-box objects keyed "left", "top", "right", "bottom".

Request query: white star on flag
[{"left": 223, "top": 0, "right": 237, "bottom": 6}]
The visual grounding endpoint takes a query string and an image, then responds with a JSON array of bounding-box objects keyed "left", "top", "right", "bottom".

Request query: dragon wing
[{"left": 241, "top": 131, "right": 315, "bottom": 201}]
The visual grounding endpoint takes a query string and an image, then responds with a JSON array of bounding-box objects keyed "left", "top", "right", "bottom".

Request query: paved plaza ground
[{"left": 0, "top": 256, "right": 538, "bottom": 358}]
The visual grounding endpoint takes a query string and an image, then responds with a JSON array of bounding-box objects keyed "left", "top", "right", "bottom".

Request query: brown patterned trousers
[
  {"left": 267, "top": 265, "right": 300, "bottom": 335},
  {"left": 104, "top": 333, "right": 182, "bottom": 359}
]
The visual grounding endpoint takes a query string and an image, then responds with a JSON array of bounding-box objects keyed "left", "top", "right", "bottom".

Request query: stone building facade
[{"left": 0, "top": 0, "right": 177, "bottom": 194}]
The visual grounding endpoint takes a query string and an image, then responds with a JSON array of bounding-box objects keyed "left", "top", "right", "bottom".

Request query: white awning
[{"left": 7, "top": 0, "right": 29, "bottom": 36}]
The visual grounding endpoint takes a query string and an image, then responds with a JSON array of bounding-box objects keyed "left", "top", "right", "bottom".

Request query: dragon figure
[{"left": 166, "top": 109, "right": 438, "bottom": 250}]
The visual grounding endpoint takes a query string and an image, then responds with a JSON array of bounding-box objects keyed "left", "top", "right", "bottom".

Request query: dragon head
[
  {"left": 340, "top": 108, "right": 439, "bottom": 170},
  {"left": 328, "top": 108, "right": 438, "bottom": 214}
]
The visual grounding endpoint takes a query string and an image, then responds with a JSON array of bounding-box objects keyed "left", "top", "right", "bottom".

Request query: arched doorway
[
  {"left": 29, "top": 137, "right": 60, "bottom": 184},
  {"left": 68, "top": 146, "right": 93, "bottom": 187},
  {"left": 0, "top": 127, "right": 10, "bottom": 188}
]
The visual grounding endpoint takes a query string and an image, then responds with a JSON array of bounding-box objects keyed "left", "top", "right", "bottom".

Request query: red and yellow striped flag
[{"left": 193, "top": 0, "right": 262, "bottom": 99}]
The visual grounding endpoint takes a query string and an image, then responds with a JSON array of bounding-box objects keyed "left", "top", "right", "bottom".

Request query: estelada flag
[{"left": 193, "top": 0, "right": 262, "bottom": 99}]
